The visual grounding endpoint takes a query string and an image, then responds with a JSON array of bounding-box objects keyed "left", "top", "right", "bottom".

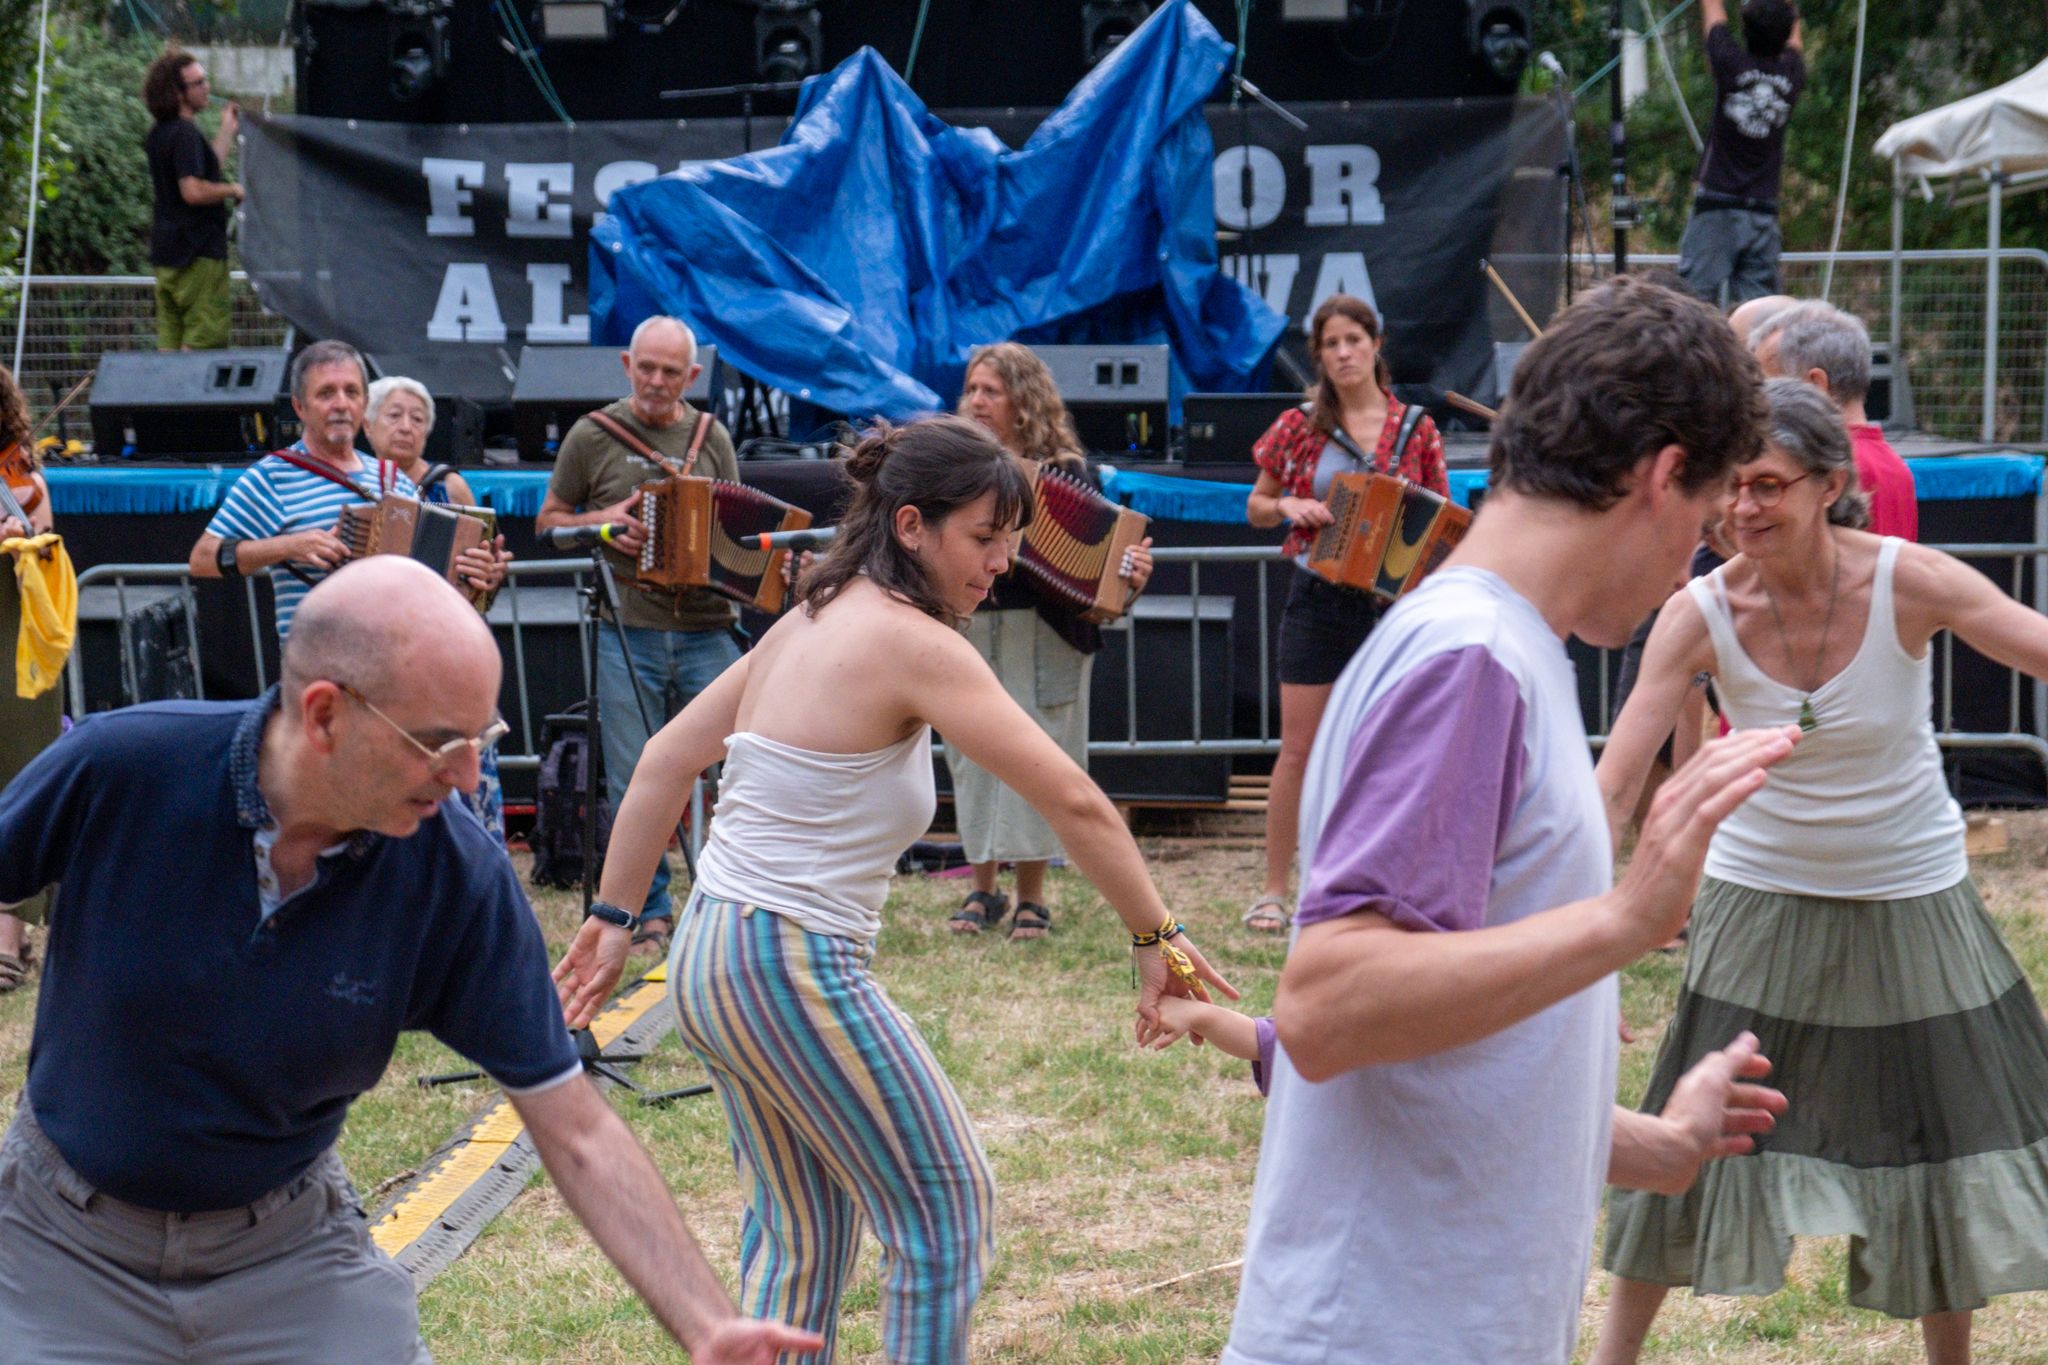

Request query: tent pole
[
  {"left": 1984, "top": 162, "right": 2002, "bottom": 443},
  {"left": 10, "top": 0, "right": 52, "bottom": 376},
  {"left": 1890, "top": 160, "right": 1904, "bottom": 428}
]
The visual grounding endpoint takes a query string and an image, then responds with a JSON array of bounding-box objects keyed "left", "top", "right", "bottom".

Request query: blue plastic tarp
[{"left": 591, "top": 0, "right": 1284, "bottom": 421}]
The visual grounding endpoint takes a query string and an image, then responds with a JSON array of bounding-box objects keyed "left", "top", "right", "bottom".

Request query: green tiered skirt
[{"left": 1605, "top": 875, "right": 2048, "bottom": 1319}]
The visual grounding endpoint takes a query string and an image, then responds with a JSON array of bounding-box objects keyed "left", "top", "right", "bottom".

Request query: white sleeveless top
[
  {"left": 693, "top": 727, "right": 935, "bottom": 942},
  {"left": 1689, "top": 537, "right": 1967, "bottom": 899}
]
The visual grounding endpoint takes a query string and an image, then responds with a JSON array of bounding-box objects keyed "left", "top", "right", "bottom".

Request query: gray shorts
[
  {"left": 1677, "top": 206, "right": 1783, "bottom": 306},
  {"left": 0, "top": 1099, "right": 430, "bottom": 1364}
]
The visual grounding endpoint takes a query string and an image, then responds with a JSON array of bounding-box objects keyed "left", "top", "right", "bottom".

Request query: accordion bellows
[
  {"left": 1305, "top": 471, "right": 1471, "bottom": 603},
  {"left": 636, "top": 475, "right": 812, "bottom": 613},
  {"left": 336, "top": 495, "right": 496, "bottom": 610},
  {"left": 1014, "top": 462, "right": 1150, "bottom": 624}
]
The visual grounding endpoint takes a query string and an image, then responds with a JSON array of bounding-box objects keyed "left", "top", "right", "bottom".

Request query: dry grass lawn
[{"left": 8, "top": 809, "right": 2048, "bottom": 1361}]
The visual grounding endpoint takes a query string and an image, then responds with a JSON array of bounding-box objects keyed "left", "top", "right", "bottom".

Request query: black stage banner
[{"left": 241, "top": 99, "right": 1565, "bottom": 408}]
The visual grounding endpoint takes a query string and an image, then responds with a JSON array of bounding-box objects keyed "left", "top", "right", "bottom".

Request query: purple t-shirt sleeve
[
  {"left": 1252, "top": 1015, "right": 1278, "bottom": 1098},
  {"left": 1296, "top": 645, "right": 1528, "bottom": 934}
]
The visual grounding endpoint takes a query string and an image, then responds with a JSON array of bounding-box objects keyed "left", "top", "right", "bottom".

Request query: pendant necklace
[{"left": 1758, "top": 535, "right": 1841, "bottom": 733}]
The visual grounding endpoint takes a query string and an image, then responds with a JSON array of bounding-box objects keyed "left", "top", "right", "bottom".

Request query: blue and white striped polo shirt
[{"left": 206, "top": 443, "right": 417, "bottom": 639}]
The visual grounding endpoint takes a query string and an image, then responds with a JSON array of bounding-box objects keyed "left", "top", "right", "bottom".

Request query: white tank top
[
  {"left": 693, "top": 727, "right": 936, "bottom": 942},
  {"left": 1690, "top": 537, "right": 1966, "bottom": 899}
]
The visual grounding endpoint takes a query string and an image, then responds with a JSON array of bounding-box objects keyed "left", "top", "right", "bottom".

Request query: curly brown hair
[
  {"left": 1490, "top": 274, "right": 1766, "bottom": 510},
  {"left": 1304, "top": 293, "right": 1395, "bottom": 435},
  {"left": 143, "top": 49, "right": 200, "bottom": 123},
  {"left": 959, "top": 342, "right": 1084, "bottom": 471},
  {"left": 0, "top": 365, "right": 31, "bottom": 461}
]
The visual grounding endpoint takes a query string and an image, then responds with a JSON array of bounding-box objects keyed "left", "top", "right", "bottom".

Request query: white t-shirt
[{"left": 1226, "top": 569, "right": 1619, "bottom": 1364}]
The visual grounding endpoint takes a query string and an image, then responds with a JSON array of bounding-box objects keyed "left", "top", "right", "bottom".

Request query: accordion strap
[
  {"left": 1327, "top": 401, "right": 1428, "bottom": 476},
  {"left": 270, "top": 448, "right": 382, "bottom": 501},
  {"left": 586, "top": 407, "right": 714, "bottom": 479}
]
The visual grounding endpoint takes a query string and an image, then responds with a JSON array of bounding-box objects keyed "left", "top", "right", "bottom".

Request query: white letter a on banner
[{"left": 426, "top": 264, "right": 508, "bottom": 343}]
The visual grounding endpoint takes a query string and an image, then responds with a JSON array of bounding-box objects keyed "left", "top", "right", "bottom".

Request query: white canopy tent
[{"left": 1874, "top": 58, "right": 2048, "bottom": 439}]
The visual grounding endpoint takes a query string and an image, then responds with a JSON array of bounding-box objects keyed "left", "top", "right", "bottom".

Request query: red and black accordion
[
  {"left": 1014, "top": 462, "right": 1150, "bottom": 624},
  {"left": 335, "top": 495, "right": 497, "bottom": 611},
  {"left": 635, "top": 475, "right": 812, "bottom": 613},
  {"left": 1305, "top": 471, "right": 1471, "bottom": 604}
]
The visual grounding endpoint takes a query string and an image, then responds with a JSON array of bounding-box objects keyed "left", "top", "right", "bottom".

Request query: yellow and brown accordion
[
  {"left": 1014, "top": 462, "right": 1151, "bottom": 624},
  {"left": 1305, "top": 471, "right": 1471, "bottom": 604},
  {"left": 635, "top": 475, "right": 812, "bottom": 613},
  {"left": 335, "top": 495, "right": 497, "bottom": 610}
]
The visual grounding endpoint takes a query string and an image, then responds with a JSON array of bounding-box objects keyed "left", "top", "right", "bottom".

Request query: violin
[{"left": 1, "top": 441, "right": 41, "bottom": 520}]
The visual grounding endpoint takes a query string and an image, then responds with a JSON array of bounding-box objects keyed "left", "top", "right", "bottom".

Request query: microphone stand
[{"left": 1227, "top": 75, "right": 1313, "bottom": 390}]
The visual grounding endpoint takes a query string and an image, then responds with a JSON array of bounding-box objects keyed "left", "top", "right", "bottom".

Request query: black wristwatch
[
  {"left": 215, "top": 536, "right": 244, "bottom": 578},
  {"left": 584, "top": 900, "right": 637, "bottom": 930}
]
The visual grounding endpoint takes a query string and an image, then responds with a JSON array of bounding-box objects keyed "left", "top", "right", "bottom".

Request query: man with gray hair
[
  {"left": 535, "top": 316, "right": 742, "bottom": 956},
  {"left": 188, "top": 339, "right": 506, "bottom": 637},
  {"left": 1752, "top": 300, "right": 1917, "bottom": 538}
]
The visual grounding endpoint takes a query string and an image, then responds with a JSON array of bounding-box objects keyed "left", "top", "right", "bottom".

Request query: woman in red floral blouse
[{"left": 1242, "top": 294, "right": 1447, "bottom": 934}]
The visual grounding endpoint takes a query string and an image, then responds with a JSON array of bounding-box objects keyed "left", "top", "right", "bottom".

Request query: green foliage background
[
  {"left": 4, "top": 4, "right": 2046, "bottom": 275},
  {"left": 1534, "top": 0, "right": 2048, "bottom": 256}
]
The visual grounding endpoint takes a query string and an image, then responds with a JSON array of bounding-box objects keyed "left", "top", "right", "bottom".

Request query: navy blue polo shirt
[{"left": 0, "top": 691, "right": 581, "bottom": 1213}]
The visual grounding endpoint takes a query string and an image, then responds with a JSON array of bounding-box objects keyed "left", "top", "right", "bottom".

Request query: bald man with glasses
[{"left": 0, "top": 557, "right": 820, "bottom": 1365}]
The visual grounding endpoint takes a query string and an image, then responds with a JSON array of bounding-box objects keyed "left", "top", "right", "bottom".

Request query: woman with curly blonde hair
[{"left": 947, "top": 342, "right": 1153, "bottom": 939}]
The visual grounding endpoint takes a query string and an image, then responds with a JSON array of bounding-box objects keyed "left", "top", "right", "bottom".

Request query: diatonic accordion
[
  {"left": 1305, "top": 471, "right": 1471, "bottom": 604},
  {"left": 635, "top": 475, "right": 812, "bottom": 613},
  {"left": 335, "top": 495, "right": 496, "bottom": 611},
  {"left": 1014, "top": 462, "right": 1151, "bottom": 624}
]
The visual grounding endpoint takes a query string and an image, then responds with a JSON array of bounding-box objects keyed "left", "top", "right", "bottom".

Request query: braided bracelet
[{"left": 1130, "top": 916, "right": 1185, "bottom": 948}]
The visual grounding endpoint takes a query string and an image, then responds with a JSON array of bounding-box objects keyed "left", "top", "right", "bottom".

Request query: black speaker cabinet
[
  {"left": 1182, "top": 392, "right": 1298, "bottom": 466},
  {"left": 366, "top": 350, "right": 494, "bottom": 465},
  {"left": 74, "top": 584, "right": 201, "bottom": 713},
  {"left": 512, "top": 344, "right": 720, "bottom": 459},
  {"left": 1870, "top": 339, "right": 1913, "bottom": 431},
  {"left": 1034, "top": 344, "right": 1172, "bottom": 458},
  {"left": 89, "top": 350, "right": 289, "bottom": 461},
  {"left": 1088, "top": 593, "right": 1235, "bottom": 802}
]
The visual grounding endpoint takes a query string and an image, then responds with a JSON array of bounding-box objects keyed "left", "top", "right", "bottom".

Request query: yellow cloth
[{"left": 2, "top": 534, "right": 77, "bottom": 700}]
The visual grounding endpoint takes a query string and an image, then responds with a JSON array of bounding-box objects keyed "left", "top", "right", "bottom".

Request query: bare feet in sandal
[
  {"left": 1008, "top": 901, "right": 1052, "bottom": 941},
  {"left": 949, "top": 891, "right": 1007, "bottom": 935},
  {"left": 1243, "top": 895, "right": 1291, "bottom": 935}
]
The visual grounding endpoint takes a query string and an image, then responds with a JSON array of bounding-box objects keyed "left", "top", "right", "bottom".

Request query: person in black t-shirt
[
  {"left": 141, "top": 49, "right": 244, "bottom": 351},
  {"left": 1676, "top": 0, "right": 1805, "bottom": 306}
]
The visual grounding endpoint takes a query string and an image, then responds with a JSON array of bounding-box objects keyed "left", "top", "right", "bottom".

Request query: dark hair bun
[{"left": 842, "top": 422, "right": 897, "bottom": 484}]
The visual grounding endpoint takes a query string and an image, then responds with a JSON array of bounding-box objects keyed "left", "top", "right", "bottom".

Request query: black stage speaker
[
  {"left": 512, "top": 344, "right": 720, "bottom": 459},
  {"left": 1036, "top": 344, "right": 1171, "bottom": 458},
  {"left": 74, "top": 584, "right": 201, "bottom": 713},
  {"left": 89, "top": 350, "right": 289, "bottom": 461},
  {"left": 1870, "top": 339, "right": 1913, "bottom": 431},
  {"left": 1088, "top": 593, "right": 1234, "bottom": 803},
  {"left": 1182, "top": 392, "right": 1299, "bottom": 466},
  {"left": 366, "top": 351, "right": 493, "bottom": 465}
]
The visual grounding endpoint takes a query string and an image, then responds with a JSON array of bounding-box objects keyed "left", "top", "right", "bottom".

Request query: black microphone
[
  {"left": 755, "top": 526, "right": 837, "bottom": 552},
  {"left": 541, "top": 522, "right": 626, "bottom": 550}
]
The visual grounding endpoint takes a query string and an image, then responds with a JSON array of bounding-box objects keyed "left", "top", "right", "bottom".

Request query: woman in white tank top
[
  {"left": 552, "top": 415, "right": 1235, "bottom": 1363},
  {"left": 1592, "top": 379, "right": 2048, "bottom": 1365}
]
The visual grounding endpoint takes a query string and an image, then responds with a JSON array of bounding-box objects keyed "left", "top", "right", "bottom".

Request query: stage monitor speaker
[
  {"left": 512, "top": 344, "right": 720, "bottom": 459},
  {"left": 1035, "top": 344, "right": 1171, "bottom": 457},
  {"left": 1181, "top": 392, "right": 1299, "bottom": 466},
  {"left": 366, "top": 351, "right": 492, "bottom": 465},
  {"left": 89, "top": 350, "right": 289, "bottom": 461},
  {"left": 1870, "top": 339, "right": 1914, "bottom": 431}
]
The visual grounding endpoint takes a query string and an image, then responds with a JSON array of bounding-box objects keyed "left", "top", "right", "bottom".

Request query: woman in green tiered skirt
[{"left": 1591, "top": 378, "right": 2048, "bottom": 1365}]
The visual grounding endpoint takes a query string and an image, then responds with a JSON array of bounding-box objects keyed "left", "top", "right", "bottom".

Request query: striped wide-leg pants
[{"left": 668, "top": 893, "right": 997, "bottom": 1363}]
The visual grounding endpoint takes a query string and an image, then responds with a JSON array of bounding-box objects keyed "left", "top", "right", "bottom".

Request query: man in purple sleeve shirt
[{"left": 1225, "top": 277, "right": 1797, "bottom": 1364}]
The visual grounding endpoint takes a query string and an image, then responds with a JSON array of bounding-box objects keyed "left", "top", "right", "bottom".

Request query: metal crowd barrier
[{"left": 63, "top": 542, "right": 2048, "bottom": 795}]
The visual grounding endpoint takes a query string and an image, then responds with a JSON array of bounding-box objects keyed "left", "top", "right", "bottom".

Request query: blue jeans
[{"left": 595, "top": 623, "right": 742, "bottom": 924}]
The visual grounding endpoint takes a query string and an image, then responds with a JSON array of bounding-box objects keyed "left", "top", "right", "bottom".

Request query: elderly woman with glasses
[
  {"left": 1589, "top": 378, "right": 2048, "bottom": 1365},
  {"left": 364, "top": 374, "right": 513, "bottom": 846}
]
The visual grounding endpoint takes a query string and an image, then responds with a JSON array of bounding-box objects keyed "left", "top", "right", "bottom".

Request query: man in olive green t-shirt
[{"left": 536, "top": 316, "right": 740, "bottom": 950}]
